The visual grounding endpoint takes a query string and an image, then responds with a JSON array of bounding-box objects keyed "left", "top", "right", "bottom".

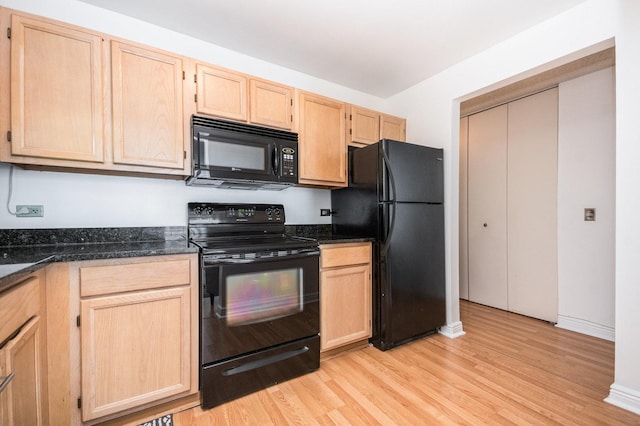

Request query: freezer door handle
[{"left": 381, "top": 145, "right": 397, "bottom": 203}]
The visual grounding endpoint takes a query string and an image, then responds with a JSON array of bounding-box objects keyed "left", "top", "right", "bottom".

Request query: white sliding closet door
[
  {"left": 464, "top": 88, "right": 558, "bottom": 322},
  {"left": 467, "top": 104, "right": 508, "bottom": 310},
  {"left": 507, "top": 88, "right": 558, "bottom": 322}
]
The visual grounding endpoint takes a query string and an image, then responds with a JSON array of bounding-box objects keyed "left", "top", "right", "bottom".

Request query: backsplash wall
[{"left": 0, "top": 164, "right": 332, "bottom": 229}]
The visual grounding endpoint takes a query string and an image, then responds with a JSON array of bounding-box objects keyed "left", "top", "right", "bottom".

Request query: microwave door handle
[{"left": 272, "top": 145, "right": 279, "bottom": 175}]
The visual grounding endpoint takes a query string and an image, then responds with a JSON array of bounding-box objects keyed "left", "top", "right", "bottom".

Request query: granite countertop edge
[
  {"left": 0, "top": 238, "right": 197, "bottom": 293},
  {"left": 316, "top": 236, "right": 374, "bottom": 244}
]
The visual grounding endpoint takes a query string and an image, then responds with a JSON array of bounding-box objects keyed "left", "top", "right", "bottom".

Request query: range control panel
[{"left": 188, "top": 203, "right": 284, "bottom": 224}]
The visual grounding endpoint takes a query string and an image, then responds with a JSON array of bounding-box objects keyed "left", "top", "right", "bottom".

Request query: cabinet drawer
[
  {"left": 320, "top": 243, "right": 371, "bottom": 269},
  {"left": 0, "top": 274, "right": 40, "bottom": 344},
  {"left": 80, "top": 257, "right": 192, "bottom": 297}
]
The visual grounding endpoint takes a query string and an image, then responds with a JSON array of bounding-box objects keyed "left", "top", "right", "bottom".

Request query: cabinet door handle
[{"left": 0, "top": 373, "right": 15, "bottom": 394}]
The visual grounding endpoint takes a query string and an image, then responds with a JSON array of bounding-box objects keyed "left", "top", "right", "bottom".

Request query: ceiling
[{"left": 78, "top": 0, "right": 588, "bottom": 98}]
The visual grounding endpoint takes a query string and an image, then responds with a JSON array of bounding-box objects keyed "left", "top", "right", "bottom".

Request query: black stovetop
[{"left": 187, "top": 202, "right": 317, "bottom": 255}]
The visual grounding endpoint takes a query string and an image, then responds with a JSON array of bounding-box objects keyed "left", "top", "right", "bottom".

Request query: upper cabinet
[
  {"left": 195, "top": 63, "right": 247, "bottom": 121},
  {"left": 348, "top": 106, "right": 406, "bottom": 147},
  {"left": 380, "top": 113, "right": 407, "bottom": 142},
  {"left": 6, "top": 14, "right": 105, "bottom": 163},
  {"left": 348, "top": 106, "right": 380, "bottom": 146},
  {"left": 0, "top": 8, "right": 190, "bottom": 177},
  {"left": 111, "top": 40, "right": 185, "bottom": 170},
  {"left": 0, "top": 7, "right": 405, "bottom": 185},
  {"left": 249, "top": 78, "right": 294, "bottom": 130},
  {"left": 297, "top": 91, "right": 347, "bottom": 188},
  {"left": 193, "top": 62, "right": 294, "bottom": 130}
]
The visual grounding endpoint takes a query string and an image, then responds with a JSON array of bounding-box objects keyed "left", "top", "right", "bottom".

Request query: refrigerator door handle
[
  {"left": 381, "top": 203, "right": 396, "bottom": 258},
  {"left": 381, "top": 148, "right": 397, "bottom": 257}
]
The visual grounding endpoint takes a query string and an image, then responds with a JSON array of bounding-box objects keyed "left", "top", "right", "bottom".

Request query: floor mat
[{"left": 139, "top": 414, "right": 173, "bottom": 426}]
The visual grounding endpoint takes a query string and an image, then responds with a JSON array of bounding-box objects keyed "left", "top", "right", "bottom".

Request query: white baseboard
[
  {"left": 605, "top": 383, "right": 640, "bottom": 415},
  {"left": 555, "top": 315, "right": 615, "bottom": 341},
  {"left": 439, "top": 321, "right": 465, "bottom": 338}
]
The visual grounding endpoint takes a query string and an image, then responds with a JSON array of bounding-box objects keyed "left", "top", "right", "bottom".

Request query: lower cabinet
[
  {"left": 76, "top": 254, "right": 199, "bottom": 422},
  {"left": 42, "top": 253, "right": 199, "bottom": 425},
  {"left": 0, "top": 270, "right": 48, "bottom": 425},
  {"left": 319, "top": 242, "right": 372, "bottom": 353}
]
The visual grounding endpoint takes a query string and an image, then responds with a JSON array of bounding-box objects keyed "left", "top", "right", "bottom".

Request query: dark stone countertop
[
  {"left": 285, "top": 225, "right": 374, "bottom": 245},
  {"left": 0, "top": 227, "right": 197, "bottom": 293},
  {"left": 0, "top": 225, "right": 372, "bottom": 293}
]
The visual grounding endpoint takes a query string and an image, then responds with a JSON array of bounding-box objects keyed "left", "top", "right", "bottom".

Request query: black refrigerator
[{"left": 331, "top": 139, "right": 445, "bottom": 351}]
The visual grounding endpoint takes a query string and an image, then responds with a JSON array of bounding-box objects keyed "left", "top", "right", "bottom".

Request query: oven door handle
[
  {"left": 203, "top": 250, "right": 320, "bottom": 265},
  {"left": 222, "top": 345, "right": 310, "bottom": 377}
]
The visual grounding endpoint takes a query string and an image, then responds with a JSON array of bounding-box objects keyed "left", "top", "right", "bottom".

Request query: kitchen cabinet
[
  {"left": 380, "top": 113, "right": 406, "bottom": 142},
  {"left": 348, "top": 106, "right": 407, "bottom": 147},
  {"left": 193, "top": 62, "right": 294, "bottom": 130},
  {"left": 75, "top": 254, "right": 199, "bottom": 422},
  {"left": 319, "top": 242, "right": 372, "bottom": 353},
  {"left": 111, "top": 40, "right": 186, "bottom": 170},
  {"left": 0, "top": 270, "right": 48, "bottom": 426},
  {"left": 463, "top": 88, "right": 558, "bottom": 322},
  {"left": 2, "top": 11, "right": 105, "bottom": 163},
  {"left": 0, "top": 8, "right": 190, "bottom": 177},
  {"left": 297, "top": 91, "right": 347, "bottom": 187},
  {"left": 249, "top": 78, "right": 294, "bottom": 130},
  {"left": 195, "top": 63, "right": 248, "bottom": 122},
  {"left": 348, "top": 106, "right": 380, "bottom": 146}
]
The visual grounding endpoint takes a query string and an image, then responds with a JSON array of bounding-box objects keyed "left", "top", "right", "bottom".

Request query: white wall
[
  {"left": 556, "top": 67, "right": 616, "bottom": 340},
  {"left": 386, "top": 0, "right": 640, "bottom": 414},
  {"left": 0, "top": 164, "right": 331, "bottom": 227},
  {"left": 0, "top": 0, "right": 392, "bottom": 229}
]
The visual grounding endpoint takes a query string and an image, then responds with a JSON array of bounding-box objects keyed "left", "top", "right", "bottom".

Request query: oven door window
[
  {"left": 217, "top": 268, "right": 303, "bottom": 326},
  {"left": 202, "top": 253, "right": 319, "bottom": 365}
]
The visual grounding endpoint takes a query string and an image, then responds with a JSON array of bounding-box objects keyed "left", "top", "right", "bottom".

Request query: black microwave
[{"left": 187, "top": 116, "right": 298, "bottom": 190}]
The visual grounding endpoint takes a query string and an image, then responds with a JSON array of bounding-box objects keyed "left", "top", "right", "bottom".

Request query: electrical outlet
[
  {"left": 16, "top": 205, "right": 44, "bottom": 217},
  {"left": 320, "top": 209, "right": 332, "bottom": 216},
  {"left": 584, "top": 208, "right": 596, "bottom": 221}
]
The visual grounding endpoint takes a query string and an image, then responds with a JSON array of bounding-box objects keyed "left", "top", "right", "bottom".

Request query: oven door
[{"left": 201, "top": 250, "right": 319, "bottom": 365}]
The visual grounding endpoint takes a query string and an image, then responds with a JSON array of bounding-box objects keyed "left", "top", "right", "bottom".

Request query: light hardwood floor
[{"left": 174, "top": 301, "right": 640, "bottom": 425}]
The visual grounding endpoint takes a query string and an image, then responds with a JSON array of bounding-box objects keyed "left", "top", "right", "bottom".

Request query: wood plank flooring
[{"left": 173, "top": 301, "right": 640, "bottom": 425}]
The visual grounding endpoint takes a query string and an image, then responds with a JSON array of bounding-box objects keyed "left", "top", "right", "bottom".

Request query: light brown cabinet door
[
  {"left": 9, "top": 14, "right": 104, "bottom": 162},
  {"left": 80, "top": 286, "right": 192, "bottom": 421},
  {"left": 507, "top": 88, "right": 558, "bottom": 322},
  {"left": 111, "top": 41, "right": 185, "bottom": 169},
  {"left": 250, "top": 79, "right": 293, "bottom": 130},
  {"left": 319, "top": 243, "right": 372, "bottom": 352},
  {"left": 380, "top": 113, "right": 406, "bottom": 142},
  {"left": 196, "top": 64, "right": 247, "bottom": 121},
  {"left": 320, "top": 264, "right": 372, "bottom": 351},
  {"left": 0, "top": 316, "right": 46, "bottom": 426},
  {"left": 297, "top": 91, "right": 347, "bottom": 187},
  {"left": 349, "top": 106, "right": 380, "bottom": 146},
  {"left": 467, "top": 104, "right": 508, "bottom": 310}
]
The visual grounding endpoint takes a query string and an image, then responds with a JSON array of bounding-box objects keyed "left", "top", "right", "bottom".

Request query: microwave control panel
[{"left": 281, "top": 147, "right": 296, "bottom": 177}]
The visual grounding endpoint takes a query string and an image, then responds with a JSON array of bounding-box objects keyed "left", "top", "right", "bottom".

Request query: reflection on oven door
[{"left": 214, "top": 268, "right": 303, "bottom": 326}]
